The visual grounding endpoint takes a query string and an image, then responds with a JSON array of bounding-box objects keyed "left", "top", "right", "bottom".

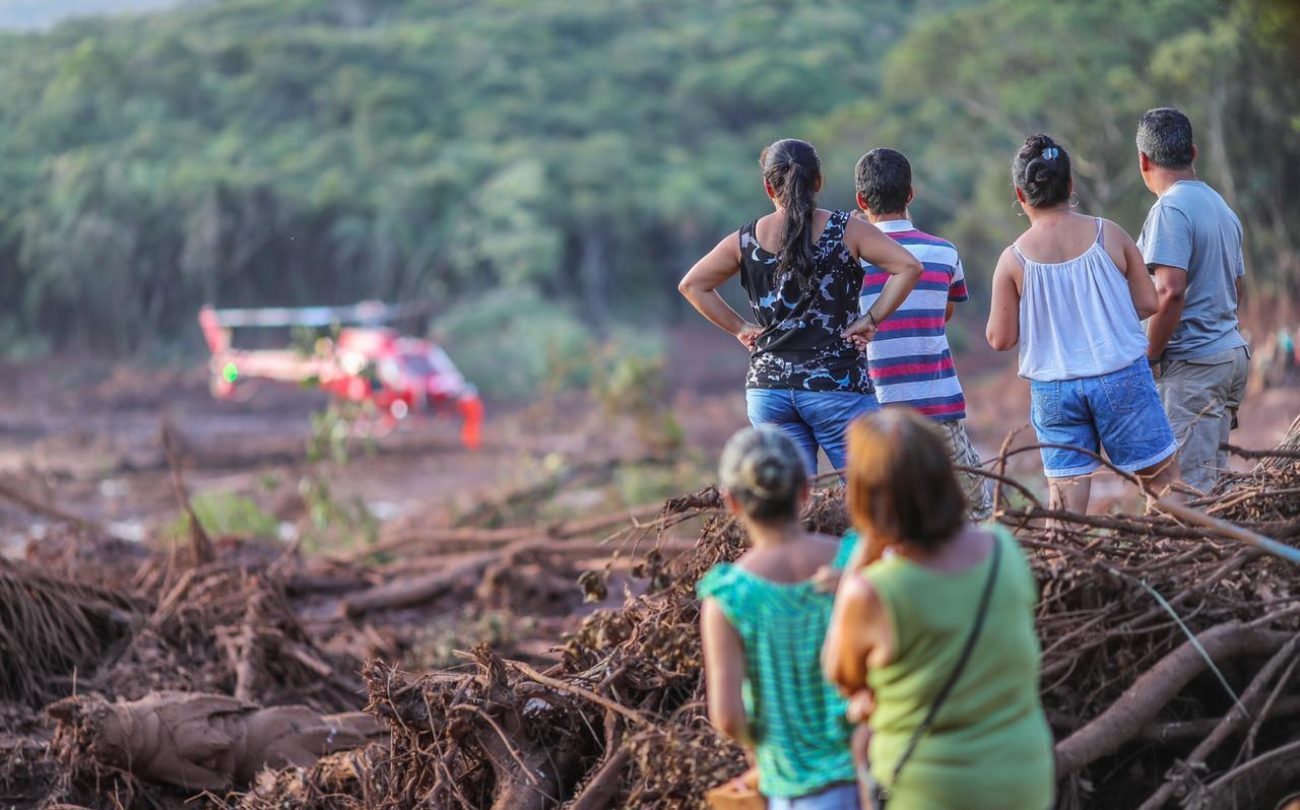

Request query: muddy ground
[
  {"left": 3, "top": 325, "right": 1295, "bottom": 542},
  {"left": 2, "top": 326, "right": 1300, "bottom": 808}
]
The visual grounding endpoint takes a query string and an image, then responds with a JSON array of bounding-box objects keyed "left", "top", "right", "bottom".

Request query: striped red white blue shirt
[{"left": 859, "top": 219, "right": 968, "bottom": 421}]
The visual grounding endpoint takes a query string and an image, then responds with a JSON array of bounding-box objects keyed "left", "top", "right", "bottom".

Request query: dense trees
[{"left": 0, "top": 0, "right": 1294, "bottom": 352}]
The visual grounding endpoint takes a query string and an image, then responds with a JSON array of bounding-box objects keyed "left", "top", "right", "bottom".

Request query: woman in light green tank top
[
  {"left": 824, "top": 408, "right": 1054, "bottom": 810},
  {"left": 699, "top": 426, "right": 861, "bottom": 808}
]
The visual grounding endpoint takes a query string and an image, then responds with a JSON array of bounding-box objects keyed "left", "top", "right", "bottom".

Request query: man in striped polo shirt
[{"left": 854, "top": 148, "right": 992, "bottom": 519}]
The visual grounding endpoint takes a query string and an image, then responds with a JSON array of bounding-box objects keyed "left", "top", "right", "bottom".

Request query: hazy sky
[{"left": 0, "top": 0, "right": 185, "bottom": 31}]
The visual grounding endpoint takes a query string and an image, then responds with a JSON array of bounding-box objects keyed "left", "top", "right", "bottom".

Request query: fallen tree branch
[
  {"left": 1220, "top": 442, "right": 1300, "bottom": 460},
  {"left": 1156, "top": 498, "right": 1300, "bottom": 564},
  {"left": 1137, "top": 634, "right": 1300, "bottom": 809},
  {"left": 1139, "top": 696, "right": 1300, "bottom": 744},
  {"left": 507, "top": 660, "right": 651, "bottom": 726},
  {"left": 1054, "top": 623, "right": 1293, "bottom": 778},
  {"left": 338, "top": 551, "right": 498, "bottom": 618},
  {"left": 0, "top": 477, "right": 109, "bottom": 538},
  {"left": 342, "top": 503, "right": 663, "bottom": 564},
  {"left": 1190, "top": 737, "right": 1300, "bottom": 809},
  {"left": 566, "top": 745, "right": 631, "bottom": 810}
]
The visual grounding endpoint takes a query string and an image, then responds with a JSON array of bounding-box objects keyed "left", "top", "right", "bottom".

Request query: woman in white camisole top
[{"left": 986, "top": 134, "right": 1180, "bottom": 514}]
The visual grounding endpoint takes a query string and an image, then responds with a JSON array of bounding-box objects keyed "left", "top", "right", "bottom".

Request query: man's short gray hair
[{"left": 1137, "top": 107, "right": 1195, "bottom": 170}]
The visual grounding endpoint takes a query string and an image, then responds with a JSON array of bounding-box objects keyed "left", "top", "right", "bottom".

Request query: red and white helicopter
[{"left": 199, "top": 301, "right": 483, "bottom": 448}]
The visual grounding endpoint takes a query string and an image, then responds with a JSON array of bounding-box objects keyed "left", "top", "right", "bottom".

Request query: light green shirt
[{"left": 860, "top": 526, "right": 1054, "bottom": 810}]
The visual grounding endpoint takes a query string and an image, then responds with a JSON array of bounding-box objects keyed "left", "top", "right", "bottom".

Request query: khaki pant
[
  {"left": 939, "top": 420, "right": 993, "bottom": 522},
  {"left": 1156, "top": 346, "right": 1249, "bottom": 493}
]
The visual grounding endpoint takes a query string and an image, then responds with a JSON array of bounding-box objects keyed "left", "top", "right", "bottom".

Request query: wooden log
[
  {"left": 337, "top": 551, "right": 498, "bottom": 618},
  {"left": 1054, "top": 623, "right": 1293, "bottom": 778}
]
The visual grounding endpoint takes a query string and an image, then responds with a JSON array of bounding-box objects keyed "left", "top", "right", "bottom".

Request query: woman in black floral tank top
[{"left": 680, "top": 139, "right": 922, "bottom": 474}]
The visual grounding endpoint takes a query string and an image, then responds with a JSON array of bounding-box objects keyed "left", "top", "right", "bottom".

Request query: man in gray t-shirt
[{"left": 1137, "top": 107, "right": 1249, "bottom": 492}]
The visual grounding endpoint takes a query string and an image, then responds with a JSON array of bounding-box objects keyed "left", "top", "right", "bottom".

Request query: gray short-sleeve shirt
[{"left": 1138, "top": 180, "right": 1246, "bottom": 360}]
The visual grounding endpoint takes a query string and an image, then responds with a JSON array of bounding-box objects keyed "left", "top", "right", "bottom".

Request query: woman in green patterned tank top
[
  {"left": 699, "top": 426, "right": 861, "bottom": 809},
  {"left": 823, "top": 408, "right": 1054, "bottom": 810}
]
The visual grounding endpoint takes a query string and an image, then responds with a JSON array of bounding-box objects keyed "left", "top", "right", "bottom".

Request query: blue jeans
[
  {"left": 745, "top": 389, "right": 879, "bottom": 474},
  {"left": 768, "top": 783, "right": 861, "bottom": 810},
  {"left": 1030, "top": 357, "right": 1177, "bottom": 478}
]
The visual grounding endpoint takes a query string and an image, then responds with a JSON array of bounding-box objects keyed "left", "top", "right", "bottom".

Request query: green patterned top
[{"left": 696, "top": 538, "right": 857, "bottom": 799}]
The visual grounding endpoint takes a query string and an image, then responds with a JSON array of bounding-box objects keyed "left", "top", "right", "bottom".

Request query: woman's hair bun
[
  {"left": 719, "top": 426, "right": 807, "bottom": 523},
  {"left": 1012, "top": 132, "right": 1072, "bottom": 209}
]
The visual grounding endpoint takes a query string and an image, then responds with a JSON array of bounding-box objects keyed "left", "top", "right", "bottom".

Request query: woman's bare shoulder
[{"left": 837, "top": 567, "right": 879, "bottom": 607}]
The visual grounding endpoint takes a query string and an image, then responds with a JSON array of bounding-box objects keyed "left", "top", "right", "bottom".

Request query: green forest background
[{"left": 0, "top": 0, "right": 1296, "bottom": 394}]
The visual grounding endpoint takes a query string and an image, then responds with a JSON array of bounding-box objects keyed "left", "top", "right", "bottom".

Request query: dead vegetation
[{"left": 3, "top": 429, "right": 1300, "bottom": 808}]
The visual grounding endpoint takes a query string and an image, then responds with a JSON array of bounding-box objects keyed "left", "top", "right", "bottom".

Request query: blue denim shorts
[
  {"left": 1029, "top": 357, "right": 1177, "bottom": 478},
  {"left": 767, "top": 782, "right": 860, "bottom": 810}
]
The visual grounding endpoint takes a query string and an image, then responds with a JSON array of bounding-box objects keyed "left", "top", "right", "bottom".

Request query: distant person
[
  {"left": 679, "top": 138, "right": 922, "bottom": 474},
  {"left": 853, "top": 148, "right": 992, "bottom": 520},
  {"left": 824, "top": 408, "right": 1053, "bottom": 810},
  {"left": 1137, "top": 107, "right": 1250, "bottom": 492},
  {"left": 698, "top": 426, "right": 860, "bottom": 809},
  {"left": 986, "top": 134, "right": 1178, "bottom": 513}
]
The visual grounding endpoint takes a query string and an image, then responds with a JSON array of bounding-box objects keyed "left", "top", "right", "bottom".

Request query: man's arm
[
  {"left": 946, "top": 255, "right": 968, "bottom": 324},
  {"left": 1147, "top": 265, "right": 1188, "bottom": 362},
  {"left": 1139, "top": 204, "right": 1193, "bottom": 363}
]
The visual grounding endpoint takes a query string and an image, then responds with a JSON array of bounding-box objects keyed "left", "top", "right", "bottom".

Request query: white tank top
[{"left": 1016, "top": 218, "right": 1149, "bottom": 381}]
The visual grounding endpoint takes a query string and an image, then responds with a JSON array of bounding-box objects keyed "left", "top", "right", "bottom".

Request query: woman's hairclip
[{"left": 1041, "top": 147, "right": 1061, "bottom": 161}]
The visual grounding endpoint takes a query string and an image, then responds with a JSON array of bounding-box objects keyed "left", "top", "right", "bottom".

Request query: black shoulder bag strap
[{"left": 874, "top": 534, "right": 1004, "bottom": 808}]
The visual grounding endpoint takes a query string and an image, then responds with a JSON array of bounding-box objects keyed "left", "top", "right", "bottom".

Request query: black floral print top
[{"left": 739, "top": 209, "right": 872, "bottom": 393}]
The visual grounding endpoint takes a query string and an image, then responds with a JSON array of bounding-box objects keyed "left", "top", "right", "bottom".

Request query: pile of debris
[
  {"left": 0, "top": 460, "right": 684, "bottom": 809},
  {"left": 237, "top": 449, "right": 1300, "bottom": 810},
  {"left": 3, "top": 438, "right": 1300, "bottom": 809}
]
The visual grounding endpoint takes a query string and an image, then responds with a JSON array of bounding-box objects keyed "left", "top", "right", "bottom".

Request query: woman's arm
[
  {"left": 985, "top": 248, "right": 1023, "bottom": 352},
  {"left": 701, "top": 599, "right": 755, "bottom": 747},
  {"left": 678, "top": 232, "right": 762, "bottom": 349},
  {"left": 823, "top": 574, "right": 891, "bottom": 695},
  {"left": 843, "top": 218, "right": 922, "bottom": 343},
  {"left": 1107, "top": 221, "right": 1158, "bottom": 320}
]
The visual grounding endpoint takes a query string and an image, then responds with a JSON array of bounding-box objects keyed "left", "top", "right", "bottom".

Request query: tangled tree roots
[
  {"left": 95, "top": 563, "right": 362, "bottom": 710},
  {"left": 238, "top": 442, "right": 1300, "bottom": 809},
  {"left": 0, "top": 560, "right": 142, "bottom": 706}
]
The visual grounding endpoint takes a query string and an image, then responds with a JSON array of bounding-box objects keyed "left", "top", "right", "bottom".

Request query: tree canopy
[{"left": 0, "top": 0, "right": 1295, "bottom": 352}]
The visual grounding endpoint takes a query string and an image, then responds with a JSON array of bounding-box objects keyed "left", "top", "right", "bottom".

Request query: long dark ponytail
[{"left": 760, "top": 138, "right": 822, "bottom": 289}]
